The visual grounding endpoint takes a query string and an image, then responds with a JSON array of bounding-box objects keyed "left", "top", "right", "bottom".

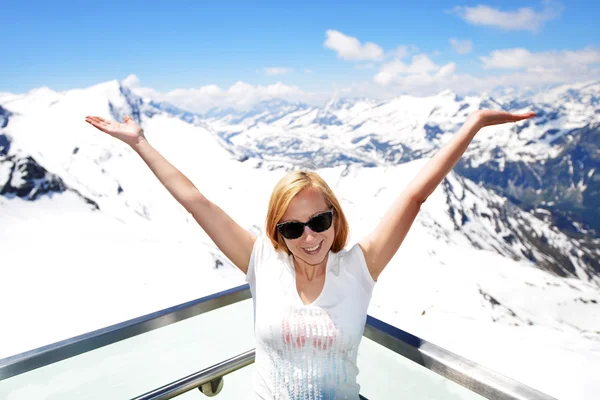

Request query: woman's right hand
[{"left": 85, "top": 115, "right": 145, "bottom": 147}]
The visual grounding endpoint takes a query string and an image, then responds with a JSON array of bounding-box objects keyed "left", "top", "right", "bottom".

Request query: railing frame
[
  {"left": 0, "top": 284, "right": 251, "bottom": 380},
  {"left": 0, "top": 284, "right": 556, "bottom": 400}
]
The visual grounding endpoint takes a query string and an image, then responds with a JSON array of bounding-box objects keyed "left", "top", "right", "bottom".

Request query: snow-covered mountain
[
  {"left": 198, "top": 82, "right": 598, "bottom": 167},
  {"left": 195, "top": 81, "right": 600, "bottom": 279},
  {"left": 3, "top": 81, "right": 599, "bottom": 280},
  {"left": 1, "top": 80, "right": 599, "bottom": 399}
]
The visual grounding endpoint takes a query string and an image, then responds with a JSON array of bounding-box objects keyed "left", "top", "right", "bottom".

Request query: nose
[{"left": 302, "top": 226, "right": 318, "bottom": 242}]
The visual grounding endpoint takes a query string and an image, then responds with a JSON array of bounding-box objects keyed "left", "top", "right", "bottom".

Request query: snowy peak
[
  {"left": 0, "top": 152, "right": 68, "bottom": 201},
  {"left": 440, "top": 171, "right": 599, "bottom": 281},
  {"left": 0, "top": 132, "right": 99, "bottom": 209},
  {"left": 0, "top": 78, "right": 242, "bottom": 230},
  {"left": 1, "top": 79, "right": 598, "bottom": 282},
  {"left": 0, "top": 86, "right": 63, "bottom": 115},
  {"left": 532, "top": 80, "right": 600, "bottom": 105},
  {"left": 196, "top": 81, "right": 598, "bottom": 177},
  {"left": 436, "top": 88, "right": 462, "bottom": 102},
  {"left": 202, "top": 98, "right": 312, "bottom": 126}
]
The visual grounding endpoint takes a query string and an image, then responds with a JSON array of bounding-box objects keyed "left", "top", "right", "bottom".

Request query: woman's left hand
[{"left": 471, "top": 109, "right": 536, "bottom": 128}]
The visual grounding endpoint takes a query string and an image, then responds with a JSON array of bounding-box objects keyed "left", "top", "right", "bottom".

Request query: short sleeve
[
  {"left": 342, "top": 243, "right": 376, "bottom": 293},
  {"left": 245, "top": 234, "right": 270, "bottom": 286}
]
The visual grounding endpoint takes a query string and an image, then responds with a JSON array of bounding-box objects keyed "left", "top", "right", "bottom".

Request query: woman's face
[{"left": 280, "top": 188, "right": 335, "bottom": 266}]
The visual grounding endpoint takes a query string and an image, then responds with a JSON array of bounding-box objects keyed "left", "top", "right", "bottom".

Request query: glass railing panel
[
  {"left": 0, "top": 299, "right": 255, "bottom": 400},
  {"left": 1, "top": 285, "right": 552, "bottom": 400},
  {"left": 357, "top": 336, "right": 486, "bottom": 400}
]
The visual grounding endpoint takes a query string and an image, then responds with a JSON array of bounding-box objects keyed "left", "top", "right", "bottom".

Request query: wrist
[
  {"left": 130, "top": 134, "right": 149, "bottom": 151},
  {"left": 468, "top": 111, "right": 486, "bottom": 130}
]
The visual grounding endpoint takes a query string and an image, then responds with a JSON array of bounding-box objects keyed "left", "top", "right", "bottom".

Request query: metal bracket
[{"left": 198, "top": 377, "right": 224, "bottom": 397}]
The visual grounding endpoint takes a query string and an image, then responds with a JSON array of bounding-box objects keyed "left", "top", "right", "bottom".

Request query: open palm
[
  {"left": 85, "top": 115, "right": 145, "bottom": 146},
  {"left": 474, "top": 109, "right": 536, "bottom": 127}
]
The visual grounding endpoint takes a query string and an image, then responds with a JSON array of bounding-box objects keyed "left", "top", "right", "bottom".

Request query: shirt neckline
[{"left": 287, "top": 251, "right": 334, "bottom": 307}]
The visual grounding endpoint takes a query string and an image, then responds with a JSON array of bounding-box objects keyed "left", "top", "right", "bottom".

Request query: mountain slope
[{"left": 1, "top": 79, "right": 599, "bottom": 399}]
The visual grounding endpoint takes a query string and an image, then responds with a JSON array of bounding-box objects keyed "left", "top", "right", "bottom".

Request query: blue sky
[{"left": 1, "top": 0, "right": 599, "bottom": 108}]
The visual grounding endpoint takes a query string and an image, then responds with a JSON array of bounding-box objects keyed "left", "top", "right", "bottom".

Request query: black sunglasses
[{"left": 276, "top": 209, "right": 334, "bottom": 240}]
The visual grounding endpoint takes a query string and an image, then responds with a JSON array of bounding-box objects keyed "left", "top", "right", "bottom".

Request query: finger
[
  {"left": 90, "top": 116, "right": 112, "bottom": 128},
  {"left": 85, "top": 117, "right": 100, "bottom": 125},
  {"left": 86, "top": 119, "right": 112, "bottom": 133},
  {"left": 511, "top": 112, "right": 536, "bottom": 121},
  {"left": 85, "top": 119, "right": 103, "bottom": 131},
  {"left": 85, "top": 116, "right": 111, "bottom": 130},
  {"left": 95, "top": 116, "right": 112, "bottom": 124},
  {"left": 86, "top": 118, "right": 105, "bottom": 129},
  {"left": 86, "top": 116, "right": 103, "bottom": 124},
  {"left": 501, "top": 112, "right": 534, "bottom": 122}
]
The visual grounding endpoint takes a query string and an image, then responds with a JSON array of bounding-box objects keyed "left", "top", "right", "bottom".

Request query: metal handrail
[
  {"left": 364, "top": 316, "right": 555, "bottom": 400},
  {"left": 0, "top": 284, "right": 557, "bottom": 400},
  {"left": 0, "top": 284, "right": 251, "bottom": 380},
  {"left": 131, "top": 349, "right": 255, "bottom": 400}
]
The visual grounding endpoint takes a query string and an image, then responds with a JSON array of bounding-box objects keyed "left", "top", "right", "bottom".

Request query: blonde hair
[{"left": 266, "top": 170, "right": 349, "bottom": 254}]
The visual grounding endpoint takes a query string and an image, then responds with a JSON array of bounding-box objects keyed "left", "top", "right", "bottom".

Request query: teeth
[{"left": 305, "top": 243, "right": 320, "bottom": 252}]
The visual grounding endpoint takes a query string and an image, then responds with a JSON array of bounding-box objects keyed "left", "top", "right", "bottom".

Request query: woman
[{"left": 85, "top": 109, "right": 534, "bottom": 399}]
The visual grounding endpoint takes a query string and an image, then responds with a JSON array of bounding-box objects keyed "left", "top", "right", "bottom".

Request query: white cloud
[
  {"left": 373, "top": 71, "right": 395, "bottom": 86},
  {"left": 451, "top": 1, "right": 562, "bottom": 32},
  {"left": 481, "top": 48, "right": 600, "bottom": 70},
  {"left": 124, "top": 44, "right": 599, "bottom": 114},
  {"left": 167, "top": 84, "right": 222, "bottom": 98},
  {"left": 384, "top": 71, "right": 595, "bottom": 99},
  {"left": 129, "top": 79, "right": 327, "bottom": 113},
  {"left": 304, "top": 69, "right": 314, "bottom": 74},
  {"left": 374, "top": 54, "right": 444, "bottom": 86},
  {"left": 324, "top": 30, "right": 416, "bottom": 63},
  {"left": 355, "top": 63, "right": 375, "bottom": 70},
  {"left": 370, "top": 44, "right": 600, "bottom": 95},
  {"left": 122, "top": 74, "right": 140, "bottom": 88},
  {"left": 410, "top": 54, "right": 439, "bottom": 73},
  {"left": 344, "top": 66, "right": 594, "bottom": 101},
  {"left": 386, "top": 45, "right": 416, "bottom": 59},
  {"left": 435, "top": 62, "right": 457, "bottom": 78},
  {"left": 264, "top": 81, "right": 304, "bottom": 97},
  {"left": 262, "top": 67, "right": 293, "bottom": 76},
  {"left": 324, "top": 30, "right": 384, "bottom": 61},
  {"left": 450, "top": 66, "right": 600, "bottom": 94},
  {"left": 526, "top": 66, "right": 561, "bottom": 74},
  {"left": 449, "top": 38, "right": 473, "bottom": 55}
]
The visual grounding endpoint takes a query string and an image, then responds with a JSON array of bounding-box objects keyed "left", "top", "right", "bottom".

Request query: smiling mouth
[{"left": 302, "top": 241, "right": 322, "bottom": 255}]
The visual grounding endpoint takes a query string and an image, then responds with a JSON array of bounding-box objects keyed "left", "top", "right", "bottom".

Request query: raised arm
[
  {"left": 84, "top": 115, "right": 256, "bottom": 273},
  {"left": 358, "top": 110, "right": 536, "bottom": 281}
]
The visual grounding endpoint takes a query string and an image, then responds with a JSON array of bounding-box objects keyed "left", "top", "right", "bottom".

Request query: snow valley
[{"left": 1, "top": 80, "right": 599, "bottom": 399}]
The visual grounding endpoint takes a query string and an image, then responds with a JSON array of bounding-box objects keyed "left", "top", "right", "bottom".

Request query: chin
[{"left": 300, "top": 253, "right": 327, "bottom": 266}]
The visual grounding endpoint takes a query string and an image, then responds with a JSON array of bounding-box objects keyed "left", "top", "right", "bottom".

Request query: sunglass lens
[
  {"left": 279, "top": 222, "right": 304, "bottom": 239},
  {"left": 308, "top": 212, "right": 333, "bottom": 232}
]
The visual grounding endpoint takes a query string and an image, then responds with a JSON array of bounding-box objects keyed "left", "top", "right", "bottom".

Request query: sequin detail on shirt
[{"left": 264, "top": 305, "right": 358, "bottom": 400}]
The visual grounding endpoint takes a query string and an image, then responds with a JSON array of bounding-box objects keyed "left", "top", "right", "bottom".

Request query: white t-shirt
[{"left": 245, "top": 235, "right": 376, "bottom": 400}]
